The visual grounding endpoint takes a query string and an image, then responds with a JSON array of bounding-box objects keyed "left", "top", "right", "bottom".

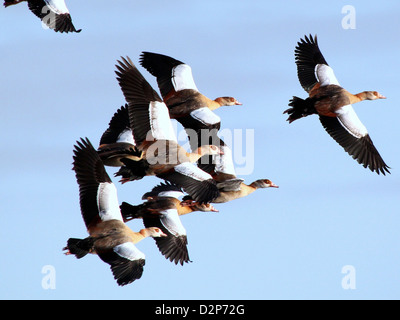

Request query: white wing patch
[
  {"left": 149, "top": 101, "right": 177, "bottom": 142},
  {"left": 44, "top": 0, "right": 69, "bottom": 14},
  {"left": 172, "top": 64, "right": 199, "bottom": 92},
  {"left": 157, "top": 190, "right": 184, "bottom": 199},
  {"left": 113, "top": 242, "right": 145, "bottom": 261},
  {"left": 173, "top": 163, "right": 213, "bottom": 181},
  {"left": 190, "top": 108, "right": 221, "bottom": 126},
  {"left": 159, "top": 209, "right": 187, "bottom": 237},
  {"left": 315, "top": 64, "right": 340, "bottom": 87},
  {"left": 117, "top": 128, "right": 136, "bottom": 145},
  {"left": 97, "top": 182, "right": 123, "bottom": 222},
  {"left": 335, "top": 104, "right": 368, "bottom": 138},
  {"left": 214, "top": 145, "right": 237, "bottom": 175}
]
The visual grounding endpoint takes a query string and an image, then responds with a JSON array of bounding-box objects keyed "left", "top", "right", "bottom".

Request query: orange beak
[
  {"left": 209, "top": 205, "right": 219, "bottom": 212},
  {"left": 378, "top": 93, "right": 387, "bottom": 99}
]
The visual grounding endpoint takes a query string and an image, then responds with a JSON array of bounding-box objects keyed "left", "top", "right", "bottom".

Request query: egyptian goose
[
  {"left": 63, "top": 138, "right": 167, "bottom": 286},
  {"left": 141, "top": 182, "right": 219, "bottom": 215},
  {"left": 135, "top": 52, "right": 244, "bottom": 189},
  {"left": 97, "top": 104, "right": 142, "bottom": 167},
  {"left": 121, "top": 182, "right": 219, "bottom": 221},
  {"left": 284, "top": 35, "right": 390, "bottom": 175},
  {"left": 184, "top": 179, "right": 279, "bottom": 204},
  {"left": 120, "top": 183, "right": 218, "bottom": 266},
  {"left": 114, "top": 57, "right": 223, "bottom": 204},
  {"left": 117, "top": 52, "right": 242, "bottom": 123},
  {"left": 4, "top": 0, "right": 81, "bottom": 33}
]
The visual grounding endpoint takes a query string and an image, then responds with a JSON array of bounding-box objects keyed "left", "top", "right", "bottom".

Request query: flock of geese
[
  {"left": 5, "top": 1, "right": 390, "bottom": 286},
  {"left": 65, "top": 53, "right": 280, "bottom": 286}
]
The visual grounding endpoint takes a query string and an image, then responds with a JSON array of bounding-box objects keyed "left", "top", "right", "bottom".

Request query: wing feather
[{"left": 319, "top": 115, "right": 390, "bottom": 175}]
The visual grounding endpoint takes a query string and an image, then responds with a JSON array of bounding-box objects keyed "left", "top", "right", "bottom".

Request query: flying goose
[
  {"left": 183, "top": 179, "right": 279, "bottom": 204},
  {"left": 134, "top": 52, "right": 244, "bottom": 190},
  {"left": 284, "top": 34, "right": 389, "bottom": 175},
  {"left": 120, "top": 182, "right": 218, "bottom": 266},
  {"left": 137, "top": 51, "right": 242, "bottom": 122},
  {"left": 63, "top": 138, "right": 166, "bottom": 286}
]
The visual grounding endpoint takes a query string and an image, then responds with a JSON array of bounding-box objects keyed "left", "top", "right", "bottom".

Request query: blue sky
[{"left": 1, "top": 0, "right": 399, "bottom": 300}]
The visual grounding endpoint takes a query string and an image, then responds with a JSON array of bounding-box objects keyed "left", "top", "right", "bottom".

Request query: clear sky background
[{"left": 1, "top": 0, "right": 399, "bottom": 300}]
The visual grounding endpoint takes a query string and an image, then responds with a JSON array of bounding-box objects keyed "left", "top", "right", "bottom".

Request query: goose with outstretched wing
[
  {"left": 63, "top": 138, "right": 166, "bottom": 286},
  {"left": 284, "top": 34, "right": 389, "bottom": 175}
]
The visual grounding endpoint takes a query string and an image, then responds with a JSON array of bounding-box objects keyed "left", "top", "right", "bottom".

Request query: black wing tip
[
  {"left": 47, "top": 13, "right": 81, "bottom": 34},
  {"left": 67, "top": 28, "right": 82, "bottom": 33},
  {"left": 171, "top": 256, "right": 192, "bottom": 266},
  {"left": 370, "top": 163, "right": 391, "bottom": 176},
  {"left": 115, "top": 56, "right": 135, "bottom": 76},
  {"left": 154, "top": 235, "right": 191, "bottom": 266},
  {"left": 360, "top": 154, "right": 391, "bottom": 175},
  {"left": 72, "top": 136, "right": 112, "bottom": 184},
  {"left": 114, "top": 55, "right": 162, "bottom": 104},
  {"left": 320, "top": 117, "right": 391, "bottom": 176},
  {"left": 4, "top": 0, "right": 18, "bottom": 8},
  {"left": 138, "top": 51, "right": 156, "bottom": 69},
  {"left": 351, "top": 134, "right": 391, "bottom": 176},
  {"left": 190, "top": 179, "right": 220, "bottom": 204},
  {"left": 73, "top": 137, "right": 96, "bottom": 158},
  {"left": 294, "top": 33, "right": 327, "bottom": 92},
  {"left": 73, "top": 137, "right": 94, "bottom": 157},
  {"left": 139, "top": 51, "right": 184, "bottom": 75},
  {"left": 54, "top": 25, "right": 82, "bottom": 34},
  {"left": 112, "top": 259, "right": 146, "bottom": 286},
  {"left": 166, "top": 246, "right": 191, "bottom": 266},
  {"left": 139, "top": 51, "right": 175, "bottom": 63},
  {"left": 295, "top": 33, "right": 322, "bottom": 60},
  {"left": 298, "top": 34, "right": 317, "bottom": 45},
  {"left": 142, "top": 181, "right": 183, "bottom": 200},
  {"left": 139, "top": 51, "right": 152, "bottom": 61}
]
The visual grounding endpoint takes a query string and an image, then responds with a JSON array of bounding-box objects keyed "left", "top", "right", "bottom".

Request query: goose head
[
  {"left": 215, "top": 97, "right": 242, "bottom": 106},
  {"left": 142, "top": 227, "right": 168, "bottom": 238},
  {"left": 363, "top": 91, "right": 386, "bottom": 100},
  {"left": 198, "top": 145, "right": 224, "bottom": 156},
  {"left": 250, "top": 179, "right": 279, "bottom": 189}
]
